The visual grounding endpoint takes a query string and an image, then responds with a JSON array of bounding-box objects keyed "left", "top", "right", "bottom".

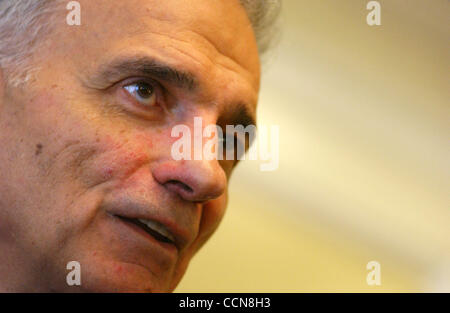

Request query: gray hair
[
  {"left": 240, "top": 0, "right": 281, "bottom": 55},
  {"left": 0, "top": 0, "right": 281, "bottom": 86},
  {"left": 0, "top": 0, "right": 58, "bottom": 86}
]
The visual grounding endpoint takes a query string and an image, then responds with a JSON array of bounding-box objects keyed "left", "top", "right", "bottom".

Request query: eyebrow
[
  {"left": 93, "top": 55, "right": 256, "bottom": 128},
  {"left": 229, "top": 103, "right": 257, "bottom": 129},
  {"left": 95, "top": 56, "right": 198, "bottom": 91}
]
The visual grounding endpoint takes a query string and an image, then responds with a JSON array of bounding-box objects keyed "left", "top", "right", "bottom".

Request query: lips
[
  {"left": 102, "top": 197, "right": 194, "bottom": 253},
  {"left": 114, "top": 215, "right": 176, "bottom": 245}
]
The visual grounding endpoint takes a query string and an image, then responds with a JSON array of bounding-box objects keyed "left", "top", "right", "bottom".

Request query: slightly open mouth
[{"left": 115, "top": 215, "right": 175, "bottom": 245}]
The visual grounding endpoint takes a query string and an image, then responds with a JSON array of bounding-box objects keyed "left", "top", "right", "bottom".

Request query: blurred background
[{"left": 176, "top": 0, "right": 449, "bottom": 292}]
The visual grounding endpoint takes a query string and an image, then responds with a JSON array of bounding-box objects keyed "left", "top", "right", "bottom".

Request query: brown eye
[{"left": 123, "top": 82, "right": 156, "bottom": 107}]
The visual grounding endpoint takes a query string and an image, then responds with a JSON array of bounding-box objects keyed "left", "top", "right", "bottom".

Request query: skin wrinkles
[
  {"left": 83, "top": 45, "right": 257, "bottom": 128},
  {"left": 93, "top": 5, "right": 259, "bottom": 114},
  {"left": 159, "top": 29, "right": 259, "bottom": 101},
  {"left": 127, "top": 0, "right": 258, "bottom": 73},
  {"left": 92, "top": 56, "right": 198, "bottom": 92},
  {"left": 135, "top": 27, "right": 259, "bottom": 92},
  {"left": 165, "top": 40, "right": 259, "bottom": 117},
  {"left": 181, "top": 28, "right": 260, "bottom": 91},
  {"left": 38, "top": 140, "right": 97, "bottom": 179},
  {"left": 0, "top": 0, "right": 260, "bottom": 292}
]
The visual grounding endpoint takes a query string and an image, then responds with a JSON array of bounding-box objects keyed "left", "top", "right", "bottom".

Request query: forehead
[{"left": 74, "top": 0, "right": 261, "bottom": 101}]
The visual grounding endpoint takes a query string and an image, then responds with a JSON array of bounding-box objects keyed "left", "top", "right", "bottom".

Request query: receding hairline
[{"left": 0, "top": 0, "right": 281, "bottom": 86}]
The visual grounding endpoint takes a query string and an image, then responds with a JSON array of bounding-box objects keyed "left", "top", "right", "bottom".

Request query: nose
[{"left": 152, "top": 159, "right": 227, "bottom": 203}]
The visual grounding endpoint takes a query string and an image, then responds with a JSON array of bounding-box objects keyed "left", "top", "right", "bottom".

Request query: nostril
[
  {"left": 153, "top": 162, "right": 226, "bottom": 202},
  {"left": 166, "top": 180, "right": 193, "bottom": 194}
]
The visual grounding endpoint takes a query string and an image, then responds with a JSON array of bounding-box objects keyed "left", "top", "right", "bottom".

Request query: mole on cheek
[{"left": 35, "top": 143, "right": 43, "bottom": 156}]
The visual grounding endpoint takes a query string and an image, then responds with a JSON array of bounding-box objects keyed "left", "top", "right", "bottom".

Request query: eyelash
[
  {"left": 120, "top": 78, "right": 166, "bottom": 112},
  {"left": 115, "top": 78, "right": 245, "bottom": 168}
]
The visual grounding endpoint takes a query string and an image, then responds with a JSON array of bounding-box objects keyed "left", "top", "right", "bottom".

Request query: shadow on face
[{"left": 0, "top": 0, "right": 260, "bottom": 292}]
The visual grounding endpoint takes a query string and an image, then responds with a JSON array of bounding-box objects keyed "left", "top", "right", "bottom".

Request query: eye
[{"left": 123, "top": 82, "right": 156, "bottom": 107}]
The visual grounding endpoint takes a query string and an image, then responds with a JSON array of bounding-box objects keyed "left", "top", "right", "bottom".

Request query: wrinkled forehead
[{"left": 75, "top": 0, "right": 260, "bottom": 87}]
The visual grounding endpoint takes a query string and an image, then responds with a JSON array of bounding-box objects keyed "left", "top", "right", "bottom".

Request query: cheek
[
  {"left": 99, "top": 149, "right": 147, "bottom": 178},
  {"left": 93, "top": 137, "right": 150, "bottom": 184},
  {"left": 90, "top": 131, "right": 165, "bottom": 186},
  {"left": 133, "top": 133, "right": 154, "bottom": 149},
  {"left": 197, "top": 193, "right": 228, "bottom": 244},
  {"left": 171, "top": 194, "right": 228, "bottom": 289}
]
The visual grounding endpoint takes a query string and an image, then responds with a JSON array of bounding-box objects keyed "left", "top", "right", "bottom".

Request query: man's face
[{"left": 0, "top": 0, "right": 259, "bottom": 292}]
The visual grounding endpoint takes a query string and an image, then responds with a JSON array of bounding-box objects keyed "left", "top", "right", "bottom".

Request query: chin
[{"left": 67, "top": 258, "right": 172, "bottom": 293}]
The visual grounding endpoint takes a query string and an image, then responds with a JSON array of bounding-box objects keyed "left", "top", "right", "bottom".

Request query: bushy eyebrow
[
  {"left": 92, "top": 55, "right": 256, "bottom": 128},
  {"left": 229, "top": 102, "right": 257, "bottom": 129},
  {"left": 95, "top": 56, "right": 198, "bottom": 91}
]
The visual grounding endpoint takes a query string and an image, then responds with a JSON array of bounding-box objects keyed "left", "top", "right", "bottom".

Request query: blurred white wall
[{"left": 176, "top": 0, "right": 449, "bottom": 292}]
